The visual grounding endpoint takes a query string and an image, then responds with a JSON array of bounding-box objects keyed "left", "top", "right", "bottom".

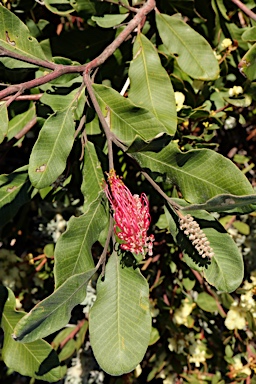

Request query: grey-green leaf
[
  {"left": 133, "top": 143, "right": 255, "bottom": 204},
  {"left": 93, "top": 83, "right": 171, "bottom": 147},
  {"left": 13, "top": 269, "right": 96, "bottom": 343},
  {"left": 156, "top": 13, "right": 219, "bottom": 80},
  {"left": 182, "top": 193, "right": 256, "bottom": 214},
  {"left": 0, "top": 287, "right": 66, "bottom": 381},
  {"left": 28, "top": 107, "right": 75, "bottom": 189},
  {"left": 129, "top": 33, "right": 177, "bottom": 135},
  {"left": 89, "top": 252, "right": 151, "bottom": 375},
  {"left": 164, "top": 203, "right": 243, "bottom": 292},
  {"left": 54, "top": 196, "right": 108, "bottom": 288}
]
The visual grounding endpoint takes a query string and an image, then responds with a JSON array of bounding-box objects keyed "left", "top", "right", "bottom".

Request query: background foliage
[{"left": 0, "top": 0, "right": 256, "bottom": 383}]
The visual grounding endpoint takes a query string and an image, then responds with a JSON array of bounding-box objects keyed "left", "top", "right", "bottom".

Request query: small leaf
[
  {"left": 28, "top": 107, "right": 75, "bottom": 189},
  {"left": 196, "top": 292, "right": 218, "bottom": 312},
  {"left": 44, "top": 0, "right": 75, "bottom": 15},
  {"left": 89, "top": 251, "right": 151, "bottom": 375},
  {"left": 92, "top": 14, "right": 128, "bottom": 28},
  {"left": 81, "top": 141, "right": 105, "bottom": 209},
  {"left": 133, "top": 143, "right": 255, "bottom": 204},
  {"left": 0, "top": 287, "right": 66, "bottom": 381},
  {"left": 129, "top": 33, "right": 177, "bottom": 135},
  {"left": 156, "top": 13, "right": 219, "bottom": 80},
  {"left": 54, "top": 196, "right": 108, "bottom": 288},
  {"left": 0, "top": 166, "right": 31, "bottom": 228},
  {"left": 0, "top": 103, "right": 8, "bottom": 143},
  {"left": 7, "top": 104, "right": 36, "bottom": 140},
  {"left": 242, "top": 27, "right": 256, "bottom": 42},
  {"left": 13, "top": 268, "right": 96, "bottom": 342},
  {"left": 93, "top": 83, "right": 170, "bottom": 147},
  {"left": 164, "top": 202, "right": 244, "bottom": 292}
]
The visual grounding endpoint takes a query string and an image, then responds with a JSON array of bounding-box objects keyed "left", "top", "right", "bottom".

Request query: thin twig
[
  {"left": 141, "top": 170, "right": 181, "bottom": 211},
  {"left": 15, "top": 116, "right": 37, "bottom": 140},
  {"left": 4, "top": 89, "right": 23, "bottom": 107},
  {"left": 95, "top": 216, "right": 113, "bottom": 275},
  {"left": 83, "top": 73, "right": 114, "bottom": 170},
  {"left": 231, "top": 0, "right": 256, "bottom": 21},
  {"left": 2, "top": 93, "right": 43, "bottom": 101}
]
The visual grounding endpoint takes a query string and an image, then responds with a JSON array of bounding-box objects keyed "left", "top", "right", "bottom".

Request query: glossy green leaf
[
  {"left": 93, "top": 84, "right": 170, "bottom": 147},
  {"left": 28, "top": 106, "right": 75, "bottom": 189},
  {"left": 0, "top": 287, "right": 66, "bottom": 381},
  {"left": 156, "top": 13, "right": 219, "bottom": 80},
  {"left": 92, "top": 14, "right": 128, "bottom": 28},
  {"left": 133, "top": 143, "right": 255, "bottom": 204},
  {"left": 164, "top": 202, "right": 243, "bottom": 292},
  {"left": 196, "top": 292, "right": 218, "bottom": 312},
  {"left": 13, "top": 268, "right": 96, "bottom": 343},
  {"left": 182, "top": 193, "right": 256, "bottom": 214},
  {"left": 242, "top": 26, "right": 256, "bottom": 42},
  {"left": 44, "top": 0, "right": 75, "bottom": 15},
  {"left": 0, "top": 6, "right": 48, "bottom": 61},
  {"left": 81, "top": 141, "right": 105, "bottom": 209},
  {"left": 40, "top": 88, "right": 82, "bottom": 111},
  {"left": 0, "top": 166, "right": 31, "bottom": 228},
  {"left": 239, "top": 43, "right": 256, "bottom": 80},
  {"left": 0, "top": 103, "right": 8, "bottom": 144},
  {"left": 89, "top": 251, "right": 151, "bottom": 375},
  {"left": 54, "top": 196, "right": 108, "bottom": 288},
  {"left": 7, "top": 104, "right": 36, "bottom": 140},
  {"left": 129, "top": 33, "right": 177, "bottom": 135}
]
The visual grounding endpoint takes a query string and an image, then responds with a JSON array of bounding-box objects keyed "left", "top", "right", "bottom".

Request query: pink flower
[{"left": 104, "top": 170, "right": 154, "bottom": 257}]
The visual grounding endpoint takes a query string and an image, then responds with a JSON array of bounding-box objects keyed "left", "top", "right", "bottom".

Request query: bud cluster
[{"left": 179, "top": 214, "right": 214, "bottom": 259}]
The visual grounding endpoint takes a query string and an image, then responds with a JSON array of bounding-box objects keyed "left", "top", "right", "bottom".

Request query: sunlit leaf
[
  {"left": 89, "top": 251, "right": 151, "bottom": 375},
  {"left": 129, "top": 33, "right": 177, "bottom": 135},
  {"left": 156, "top": 13, "right": 219, "bottom": 80}
]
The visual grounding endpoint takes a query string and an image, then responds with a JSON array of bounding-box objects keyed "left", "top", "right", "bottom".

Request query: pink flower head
[{"left": 104, "top": 170, "right": 154, "bottom": 257}]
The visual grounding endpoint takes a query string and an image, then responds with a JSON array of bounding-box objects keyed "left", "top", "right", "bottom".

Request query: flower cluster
[
  {"left": 179, "top": 214, "right": 214, "bottom": 259},
  {"left": 104, "top": 170, "right": 154, "bottom": 257}
]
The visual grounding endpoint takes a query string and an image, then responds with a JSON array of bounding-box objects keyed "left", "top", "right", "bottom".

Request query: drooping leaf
[
  {"left": 156, "top": 13, "right": 219, "bottom": 80},
  {"left": 0, "top": 5, "right": 49, "bottom": 62},
  {"left": 0, "top": 166, "right": 31, "bottom": 228},
  {"left": 93, "top": 84, "right": 170, "bottom": 147},
  {"left": 81, "top": 141, "right": 105, "bottom": 209},
  {"left": 28, "top": 106, "right": 75, "bottom": 189},
  {"left": 133, "top": 143, "right": 255, "bottom": 204},
  {"left": 182, "top": 193, "right": 256, "bottom": 214},
  {"left": 0, "top": 103, "right": 8, "bottom": 144},
  {"left": 89, "top": 251, "right": 151, "bottom": 375},
  {"left": 129, "top": 33, "right": 177, "bottom": 135},
  {"left": 164, "top": 202, "right": 243, "bottom": 292},
  {"left": 13, "top": 268, "right": 96, "bottom": 343},
  {"left": 0, "top": 287, "right": 66, "bottom": 381},
  {"left": 92, "top": 14, "right": 128, "bottom": 28},
  {"left": 54, "top": 196, "right": 108, "bottom": 288}
]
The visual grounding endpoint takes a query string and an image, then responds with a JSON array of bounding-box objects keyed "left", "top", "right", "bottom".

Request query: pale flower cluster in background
[
  {"left": 174, "top": 91, "right": 185, "bottom": 111},
  {"left": 220, "top": 38, "right": 232, "bottom": 49},
  {"left": 173, "top": 298, "right": 196, "bottom": 326},
  {"left": 229, "top": 85, "right": 243, "bottom": 97}
]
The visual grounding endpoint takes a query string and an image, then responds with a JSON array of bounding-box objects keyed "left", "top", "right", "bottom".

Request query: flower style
[{"left": 104, "top": 170, "right": 154, "bottom": 257}]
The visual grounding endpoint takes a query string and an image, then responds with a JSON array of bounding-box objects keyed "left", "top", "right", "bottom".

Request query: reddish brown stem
[
  {"left": 231, "top": 0, "right": 256, "bottom": 21},
  {"left": 15, "top": 116, "right": 37, "bottom": 140},
  {"left": 0, "top": 0, "right": 156, "bottom": 100},
  {"left": 2, "top": 94, "right": 43, "bottom": 101},
  {"left": 59, "top": 319, "right": 86, "bottom": 349}
]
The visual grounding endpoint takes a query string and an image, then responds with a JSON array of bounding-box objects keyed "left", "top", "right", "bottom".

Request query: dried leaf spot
[
  {"left": 36, "top": 164, "right": 46, "bottom": 173},
  {"left": 5, "top": 31, "right": 16, "bottom": 46},
  {"left": 7, "top": 186, "right": 17, "bottom": 192}
]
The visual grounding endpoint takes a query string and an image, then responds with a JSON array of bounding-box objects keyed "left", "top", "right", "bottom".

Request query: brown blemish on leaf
[
  {"left": 36, "top": 164, "right": 46, "bottom": 172},
  {"left": 7, "top": 186, "right": 17, "bottom": 192}
]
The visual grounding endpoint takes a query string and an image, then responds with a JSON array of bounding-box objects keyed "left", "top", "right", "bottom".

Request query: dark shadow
[
  {"left": 35, "top": 349, "right": 60, "bottom": 376},
  {"left": 0, "top": 286, "right": 9, "bottom": 324}
]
